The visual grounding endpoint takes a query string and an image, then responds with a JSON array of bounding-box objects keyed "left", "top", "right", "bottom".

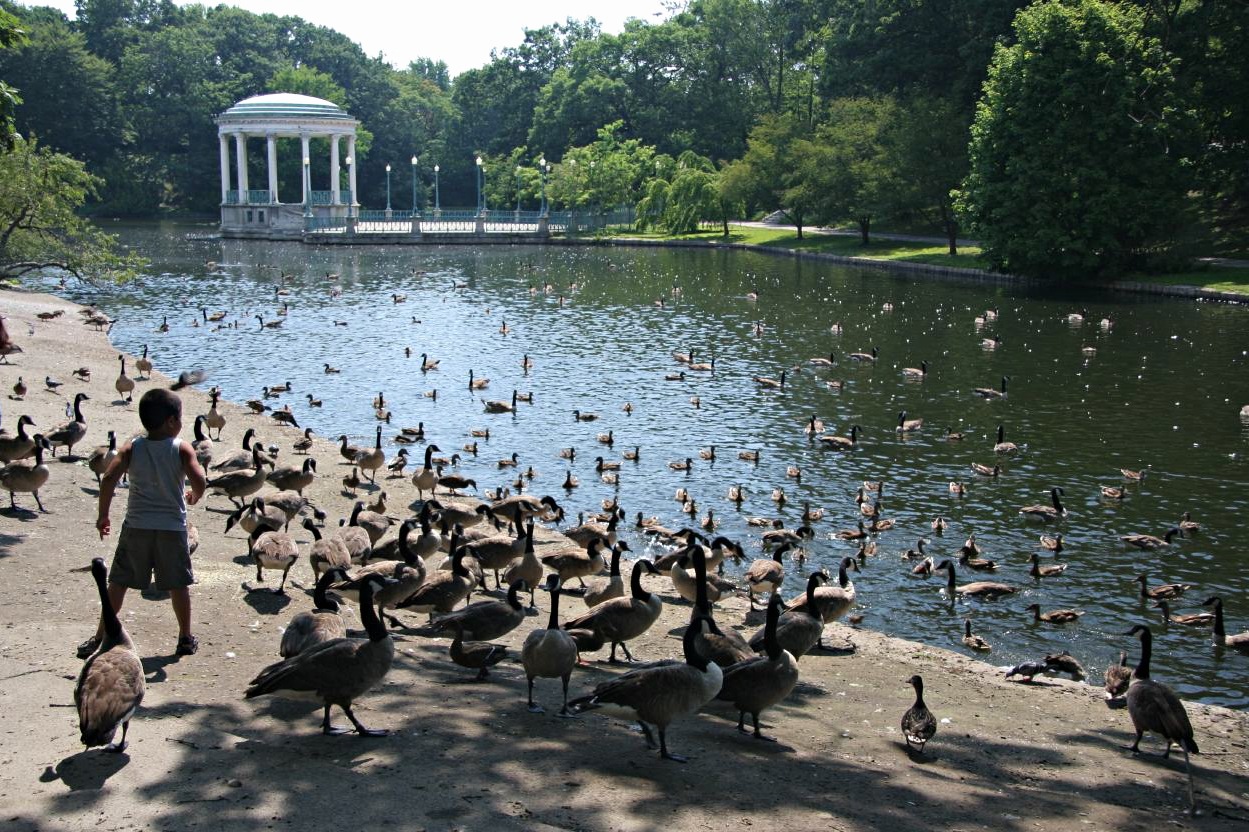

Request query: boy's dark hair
[{"left": 138, "top": 388, "right": 182, "bottom": 431}]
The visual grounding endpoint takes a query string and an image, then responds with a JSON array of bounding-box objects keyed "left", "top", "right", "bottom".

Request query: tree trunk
[
  {"left": 940, "top": 204, "right": 959, "bottom": 256},
  {"left": 858, "top": 215, "right": 871, "bottom": 245}
]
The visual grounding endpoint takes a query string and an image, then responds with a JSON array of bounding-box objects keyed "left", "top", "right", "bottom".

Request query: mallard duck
[
  {"left": 1122, "top": 625, "right": 1199, "bottom": 815},
  {"left": 901, "top": 675, "right": 936, "bottom": 753},
  {"left": 962, "top": 619, "right": 991, "bottom": 651},
  {"left": 1104, "top": 651, "right": 1131, "bottom": 700},
  {"left": 1177, "top": 512, "right": 1200, "bottom": 536},
  {"left": 572, "top": 409, "right": 598, "bottom": 422},
  {"left": 971, "top": 462, "right": 1001, "bottom": 477},
  {"left": 1121, "top": 465, "right": 1150, "bottom": 481},
  {"left": 1121, "top": 528, "right": 1178, "bottom": 549},
  {"left": 1100, "top": 485, "right": 1126, "bottom": 500},
  {"left": 739, "top": 449, "right": 760, "bottom": 462},
  {"left": 1026, "top": 603, "right": 1082, "bottom": 623},
  {"left": 1039, "top": 533, "right": 1063, "bottom": 552}
]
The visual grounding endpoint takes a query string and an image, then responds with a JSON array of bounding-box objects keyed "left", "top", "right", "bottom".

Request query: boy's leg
[{"left": 169, "top": 588, "right": 191, "bottom": 639}]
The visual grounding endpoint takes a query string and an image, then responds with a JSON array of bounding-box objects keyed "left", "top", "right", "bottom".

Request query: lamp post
[
  {"left": 433, "top": 164, "right": 440, "bottom": 215},
  {"left": 344, "top": 155, "right": 353, "bottom": 218},
  {"left": 385, "top": 163, "right": 392, "bottom": 217},
  {"left": 302, "top": 156, "right": 311, "bottom": 218},
  {"left": 539, "top": 157, "right": 547, "bottom": 216},
  {"left": 475, "top": 156, "right": 483, "bottom": 215},
  {"left": 515, "top": 165, "right": 522, "bottom": 218},
  {"left": 411, "top": 156, "right": 418, "bottom": 214}
]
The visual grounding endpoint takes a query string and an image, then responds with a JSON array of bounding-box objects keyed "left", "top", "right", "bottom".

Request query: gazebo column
[
  {"left": 234, "top": 133, "right": 249, "bottom": 199},
  {"left": 330, "top": 135, "right": 341, "bottom": 205},
  {"left": 219, "top": 134, "right": 230, "bottom": 203},
  {"left": 347, "top": 135, "right": 357, "bottom": 207},
  {"left": 300, "top": 134, "right": 311, "bottom": 204},
  {"left": 266, "top": 134, "right": 278, "bottom": 204}
]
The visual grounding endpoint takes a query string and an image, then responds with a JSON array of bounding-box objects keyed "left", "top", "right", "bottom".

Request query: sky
[{"left": 37, "top": 0, "right": 674, "bottom": 77}]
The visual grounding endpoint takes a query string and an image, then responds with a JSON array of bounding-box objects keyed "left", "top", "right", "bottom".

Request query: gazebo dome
[{"left": 219, "top": 93, "right": 353, "bottom": 122}]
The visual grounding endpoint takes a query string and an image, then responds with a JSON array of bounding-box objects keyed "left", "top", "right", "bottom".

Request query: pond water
[{"left": 53, "top": 221, "right": 1249, "bottom": 708}]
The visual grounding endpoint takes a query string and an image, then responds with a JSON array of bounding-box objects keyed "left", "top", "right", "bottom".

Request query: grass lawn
[{"left": 1116, "top": 267, "right": 1249, "bottom": 296}]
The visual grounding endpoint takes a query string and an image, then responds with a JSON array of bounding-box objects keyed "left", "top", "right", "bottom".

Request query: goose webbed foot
[
  {"left": 321, "top": 705, "right": 349, "bottom": 735},
  {"left": 344, "top": 706, "right": 387, "bottom": 737},
  {"left": 657, "top": 729, "right": 687, "bottom": 762},
  {"left": 556, "top": 707, "right": 577, "bottom": 719},
  {"left": 751, "top": 714, "right": 777, "bottom": 742},
  {"left": 103, "top": 740, "right": 127, "bottom": 753},
  {"left": 638, "top": 722, "right": 658, "bottom": 750},
  {"left": 528, "top": 704, "right": 545, "bottom": 714}
]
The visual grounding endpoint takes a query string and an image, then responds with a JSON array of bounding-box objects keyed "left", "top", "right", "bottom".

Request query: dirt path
[{"left": 0, "top": 289, "right": 1246, "bottom": 832}]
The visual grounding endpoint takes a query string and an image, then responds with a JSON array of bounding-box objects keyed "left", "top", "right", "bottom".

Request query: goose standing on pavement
[
  {"left": 522, "top": 575, "right": 580, "bottom": 715},
  {"left": 47, "top": 392, "right": 90, "bottom": 457},
  {"left": 716, "top": 591, "right": 799, "bottom": 741},
  {"left": 354, "top": 425, "right": 385, "bottom": 484},
  {"left": 76, "top": 558, "right": 144, "bottom": 752},
  {"left": 0, "top": 435, "right": 52, "bottom": 511},
  {"left": 562, "top": 560, "right": 663, "bottom": 663},
  {"left": 280, "top": 568, "right": 350, "bottom": 657}
]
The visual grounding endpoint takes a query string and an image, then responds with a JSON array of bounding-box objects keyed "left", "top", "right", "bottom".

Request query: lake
[{"left": 51, "top": 220, "right": 1249, "bottom": 708}]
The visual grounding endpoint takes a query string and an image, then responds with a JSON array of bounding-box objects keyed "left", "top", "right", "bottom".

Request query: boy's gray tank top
[{"left": 126, "top": 436, "right": 186, "bottom": 531}]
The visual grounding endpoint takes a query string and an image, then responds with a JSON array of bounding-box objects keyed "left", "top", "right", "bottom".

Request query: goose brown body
[{"left": 76, "top": 559, "right": 144, "bottom": 752}]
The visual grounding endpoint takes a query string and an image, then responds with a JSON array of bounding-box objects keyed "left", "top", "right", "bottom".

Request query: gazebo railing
[{"left": 245, "top": 189, "right": 274, "bottom": 204}]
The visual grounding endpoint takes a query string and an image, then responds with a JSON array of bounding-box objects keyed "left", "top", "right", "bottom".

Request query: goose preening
[
  {"left": 901, "top": 675, "right": 936, "bottom": 753},
  {"left": 962, "top": 619, "right": 991, "bottom": 651},
  {"left": 1120, "top": 528, "right": 1178, "bottom": 550},
  {"left": 1025, "top": 603, "right": 1082, "bottom": 624},
  {"left": 717, "top": 591, "right": 799, "bottom": 741},
  {"left": 76, "top": 559, "right": 144, "bottom": 753},
  {"left": 0, "top": 435, "right": 51, "bottom": 511},
  {"left": 1202, "top": 597, "right": 1249, "bottom": 652},
  {"left": 246, "top": 573, "right": 394, "bottom": 736},
  {"left": 1122, "top": 625, "right": 1199, "bottom": 816},
  {"left": 1135, "top": 574, "right": 1191, "bottom": 600},
  {"left": 935, "top": 560, "right": 1016, "bottom": 598},
  {"left": 280, "top": 568, "right": 350, "bottom": 657},
  {"left": 46, "top": 392, "right": 90, "bottom": 457},
  {"left": 522, "top": 574, "right": 580, "bottom": 715},
  {"left": 562, "top": 559, "right": 663, "bottom": 663},
  {"left": 744, "top": 543, "right": 787, "bottom": 610},
  {"left": 973, "top": 376, "right": 1009, "bottom": 399},
  {"left": 1018, "top": 487, "right": 1066, "bottom": 522},
  {"left": 567, "top": 597, "right": 722, "bottom": 762}
]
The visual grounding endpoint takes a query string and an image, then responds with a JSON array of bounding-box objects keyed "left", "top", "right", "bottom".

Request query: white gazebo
[{"left": 215, "top": 92, "right": 359, "bottom": 238}]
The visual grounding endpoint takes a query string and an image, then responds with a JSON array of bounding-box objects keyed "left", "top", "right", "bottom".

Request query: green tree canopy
[{"left": 955, "top": 0, "right": 1197, "bottom": 278}]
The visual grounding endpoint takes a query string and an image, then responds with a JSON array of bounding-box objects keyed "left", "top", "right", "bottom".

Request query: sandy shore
[{"left": 0, "top": 287, "right": 1246, "bottom": 832}]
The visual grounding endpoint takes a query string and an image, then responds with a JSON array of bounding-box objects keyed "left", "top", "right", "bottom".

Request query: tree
[
  {"left": 0, "top": 7, "right": 25, "bottom": 150},
  {"left": 880, "top": 97, "right": 970, "bottom": 255},
  {"left": 0, "top": 136, "right": 144, "bottom": 281},
  {"left": 955, "top": 0, "right": 1197, "bottom": 278},
  {"left": 719, "top": 113, "right": 812, "bottom": 236}
]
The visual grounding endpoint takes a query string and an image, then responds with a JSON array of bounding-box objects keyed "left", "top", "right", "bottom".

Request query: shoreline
[{"left": 0, "top": 287, "right": 1246, "bottom": 831}]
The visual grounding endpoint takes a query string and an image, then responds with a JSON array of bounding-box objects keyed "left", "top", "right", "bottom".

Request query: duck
[
  {"left": 748, "top": 572, "right": 826, "bottom": 660},
  {"left": 1135, "top": 574, "right": 1192, "bottom": 600},
  {"left": 993, "top": 424, "right": 1019, "bottom": 454},
  {"left": 1202, "top": 597, "right": 1249, "bottom": 652},
  {"left": 848, "top": 346, "right": 878, "bottom": 362},
  {"left": 669, "top": 457, "right": 693, "bottom": 472},
  {"left": 945, "top": 427, "right": 965, "bottom": 441},
  {"left": 1122, "top": 625, "right": 1199, "bottom": 815},
  {"left": 46, "top": 392, "right": 90, "bottom": 457},
  {"left": 739, "top": 449, "right": 760, "bottom": 463},
  {"left": 0, "top": 435, "right": 51, "bottom": 511},
  {"left": 971, "top": 462, "right": 1001, "bottom": 478},
  {"left": 353, "top": 425, "right": 386, "bottom": 484},
  {"left": 973, "top": 376, "right": 1009, "bottom": 399},
  {"left": 435, "top": 578, "right": 528, "bottom": 641},
  {"left": 902, "top": 360, "right": 928, "bottom": 379},
  {"left": 245, "top": 573, "right": 394, "bottom": 736},
  {"left": 896, "top": 410, "right": 923, "bottom": 433},
  {"left": 1104, "top": 651, "right": 1132, "bottom": 701},
  {"left": 567, "top": 592, "right": 722, "bottom": 761},
  {"left": 1018, "top": 487, "right": 1066, "bottom": 521},
  {"left": 87, "top": 431, "right": 118, "bottom": 485},
  {"left": 1177, "top": 512, "right": 1200, "bottom": 536},
  {"left": 1025, "top": 603, "right": 1082, "bottom": 623},
  {"left": 280, "top": 568, "right": 350, "bottom": 657},
  {"left": 246, "top": 525, "right": 300, "bottom": 594},
  {"left": 931, "top": 516, "right": 948, "bottom": 534},
  {"left": 562, "top": 559, "right": 663, "bottom": 663},
  {"left": 901, "top": 675, "right": 936, "bottom": 753},
  {"left": 10, "top": 377, "right": 25, "bottom": 399},
  {"left": 1154, "top": 600, "right": 1213, "bottom": 627},
  {"left": 1039, "top": 533, "right": 1064, "bottom": 553},
  {"left": 717, "top": 591, "right": 799, "bottom": 741},
  {"left": 1028, "top": 552, "right": 1068, "bottom": 578},
  {"left": 1121, "top": 465, "right": 1150, "bottom": 481},
  {"left": 75, "top": 559, "right": 144, "bottom": 753},
  {"left": 1100, "top": 485, "right": 1126, "bottom": 500},
  {"left": 835, "top": 520, "right": 867, "bottom": 541},
  {"left": 818, "top": 424, "right": 860, "bottom": 450},
  {"left": 935, "top": 560, "right": 1016, "bottom": 598},
  {"left": 962, "top": 619, "right": 991, "bottom": 651},
  {"left": 1120, "top": 528, "right": 1179, "bottom": 550}
]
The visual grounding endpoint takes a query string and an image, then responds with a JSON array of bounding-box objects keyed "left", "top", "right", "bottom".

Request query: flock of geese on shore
[{"left": 9, "top": 291, "right": 1246, "bottom": 813}]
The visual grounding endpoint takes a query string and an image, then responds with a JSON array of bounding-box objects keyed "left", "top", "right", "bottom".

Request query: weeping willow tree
[{"left": 636, "top": 151, "right": 741, "bottom": 235}]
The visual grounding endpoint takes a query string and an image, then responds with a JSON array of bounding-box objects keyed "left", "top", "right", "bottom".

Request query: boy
[{"left": 80, "top": 388, "right": 207, "bottom": 658}]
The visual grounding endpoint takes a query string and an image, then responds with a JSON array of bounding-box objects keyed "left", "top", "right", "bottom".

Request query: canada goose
[
  {"left": 971, "top": 462, "right": 1001, "bottom": 477},
  {"left": 974, "top": 376, "right": 1009, "bottom": 399},
  {"left": 786, "top": 557, "right": 859, "bottom": 633},
  {"left": 562, "top": 559, "right": 663, "bottom": 663},
  {"left": 1122, "top": 625, "right": 1199, "bottom": 815},
  {"left": 348, "top": 500, "right": 390, "bottom": 545},
  {"left": 75, "top": 559, "right": 144, "bottom": 752},
  {"left": 0, "top": 435, "right": 51, "bottom": 510},
  {"left": 1202, "top": 597, "right": 1249, "bottom": 652},
  {"left": 717, "top": 591, "right": 799, "bottom": 741},
  {"left": 1018, "top": 487, "right": 1066, "bottom": 521},
  {"left": 848, "top": 346, "right": 878, "bottom": 362},
  {"left": 484, "top": 391, "right": 518, "bottom": 414},
  {"left": 544, "top": 534, "right": 609, "bottom": 588},
  {"left": 568, "top": 596, "right": 722, "bottom": 761},
  {"left": 280, "top": 568, "right": 349, "bottom": 657},
  {"left": 1028, "top": 552, "right": 1068, "bottom": 578},
  {"left": 204, "top": 391, "right": 226, "bottom": 440},
  {"left": 962, "top": 619, "right": 991, "bottom": 651},
  {"left": 818, "top": 424, "right": 860, "bottom": 450},
  {"left": 268, "top": 457, "right": 316, "bottom": 495},
  {"left": 436, "top": 578, "right": 528, "bottom": 641},
  {"left": 752, "top": 370, "right": 785, "bottom": 389},
  {"left": 437, "top": 473, "right": 476, "bottom": 495},
  {"left": 994, "top": 424, "right": 1021, "bottom": 453},
  {"left": 744, "top": 544, "right": 787, "bottom": 609},
  {"left": 86, "top": 431, "right": 118, "bottom": 485},
  {"left": 670, "top": 548, "right": 723, "bottom": 605},
  {"left": 0, "top": 417, "right": 35, "bottom": 465},
  {"left": 1135, "top": 574, "right": 1191, "bottom": 600},
  {"left": 902, "top": 360, "right": 928, "bottom": 379},
  {"left": 520, "top": 574, "right": 580, "bottom": 714},
  {"left": 1121, "top": 528, "right": 1179, "bottom": 550},
  {"left": 411, "top": 444, "right": 441, "bottom": 499},
  {"left": 809, "top": 353, "right": 836, "bottom": 368},
  {"left": 1026, "top": 603, "right": 1082, "bottom": 623},
  {"left": 46, "top": 392, "right": 90, "bottom": 457},
  {"left": 1050, "top": 653, "right": 1088, "bottom": 680},
  {"left": 749, "top": 572, "right": 826, "bottom": 660},
  {"left": 1153, "top": 600, "right": 1213, "bottom": 627},
  {"left": 157, "top": 315, "right": 169, "bottom": 332},
  {"left": 902, "top": 675, "right": 936, "bottom": 753},
  {"left": 1039, "top": 533, "right": 1063, "bottom": 552},
  {"left": 1105, "top": 651, "right": 1132, "bottom": 700},
  {"left": 584, "top": 542, "right": 628, "bottom": 607},
  {"left": 896, "top": 410, "right": 923, "bottom": 433},
  {"left": 561, "top": 470, "right": 579, "bottom": 490},
  {"left": 353, "top": 426, "right": 385, "bottom": 484},
  {"left": 246, "top": 525, "right": 299, "bottom": 594},
  {"left": 207, "top": 445, "right": 270, "bottom": 508},
  {"left": 396, "top": 531, "right": 475, "bottom": 622},
  {"left": 573, "top": 410, "right": 598, "bottom": 422},
  {"left": 246, "top": 573, "right": 393, "bottom": 736},
  {"left": 212, "top": 428, "right": 266, "bottom": 472},
  {"left": 935, "top": 560, "right": 1016, "bottom": 598},
  {"left": 980, "top": 335, "right": 1001, "bottom": 349},
  {"left": 223, "top": 497, "right": 284, "bottom": 537},
  {"left": 302, "top": 518, "right": 351, "bottom": 578},
  {"left": 669, "top": 457, "right": 693, "bottom": 472},
  {"left": 698, "top": 445, "right": 717, "bottom": 462},
  {"left": 255, "top": 314, "right": 282, "bottom": 329},
  {"left": 183, "top": 415, "right": 212, "bottom": 469}
]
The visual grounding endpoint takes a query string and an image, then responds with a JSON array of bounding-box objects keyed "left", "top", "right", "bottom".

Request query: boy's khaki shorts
[{"left": 109, "top": 525, "right": 194, "bottom": 590}]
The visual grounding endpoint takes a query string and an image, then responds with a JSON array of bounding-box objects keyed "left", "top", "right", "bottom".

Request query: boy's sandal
[
  {"left": 75, "top": 636, "right": 101, "bottom": 659},
  {"left": 175, "top": 635, "right": 199, "bottom": 656}
]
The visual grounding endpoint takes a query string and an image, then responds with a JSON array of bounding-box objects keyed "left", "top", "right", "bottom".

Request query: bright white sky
[{"left": 37, "top": 0, "right": 673, "bottom": 77}]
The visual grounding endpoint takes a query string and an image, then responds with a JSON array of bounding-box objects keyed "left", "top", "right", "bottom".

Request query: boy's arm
[
  {"left": 96, "top": 444, "right": 133, "bottom": 538},
  {"left": 181, "top": 442, "right": 207, "bottom": 505}
]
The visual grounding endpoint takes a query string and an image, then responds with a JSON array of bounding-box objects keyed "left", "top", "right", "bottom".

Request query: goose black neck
[
  {"left": 91, "top": 558, "right": 123, "bottom": 643},
  {"left": 997, "top": 424, "right": 1005, "bottom": 443},
  {"left": 692, "top": 546, "right": 710, "bottom": 612},
  {"left": 804, "top": 573, "right": 822, "bottom": 621},
  {"left": 398, "top": 520, "right": 416, "bottom": 564},
  {"left": 243, "top": 429, "right": 254, "bottom": 449},
  {"left": 1134, "top": 627, "right": 1153, "bottom": 679},
  {"left": 546, "top": 583, "right": 562, "bottom": 629},
  {"left": 838, "top": 558, "right": 852, "bottom": 588},
  {"left": 73, "top": 394, "right": 86, "bottom": 422},
  {"left": 630, "top": 559, "right": 652, "bottom": 601},
  {"left": 608, "top": 544, "right": 622, "bottom": 576},
  {"left": 763, "top": 592, "right": 782, "bottom": 660},
  {"left": 1052, "top": 489, "right": 1063, "bottom": 511},
  {"left": 1212, "top": 599, "right": 1225, "bottom": 638},
  {"left": 313, "top": 568, "right": 341, "bottom": 612},
  {"left": 506, "top": 579, "right": 524, "bottom": 609},
  {"left": 357, "top": 578, "right": 386, "bottom": 641},
  {"left": 349, "top": 502, "right": 363, "bottom": 526},
  {"left": 303, "top": 518, "right": 322, "bottom": 540},
  {"left": 943, "top": 561, "right": 956, "bottom": 590},
  {"left": 193, "top": 418, "right": 207, "bottom": 442},
  {"left": 450, "top": 536, "right": 468, "bottom": 576},
  {"left": 682, "top": 613, "right": 710, "bottom": 670},
  {"left": 374, "top": 426, "right": 382, "bottom": 449}
]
